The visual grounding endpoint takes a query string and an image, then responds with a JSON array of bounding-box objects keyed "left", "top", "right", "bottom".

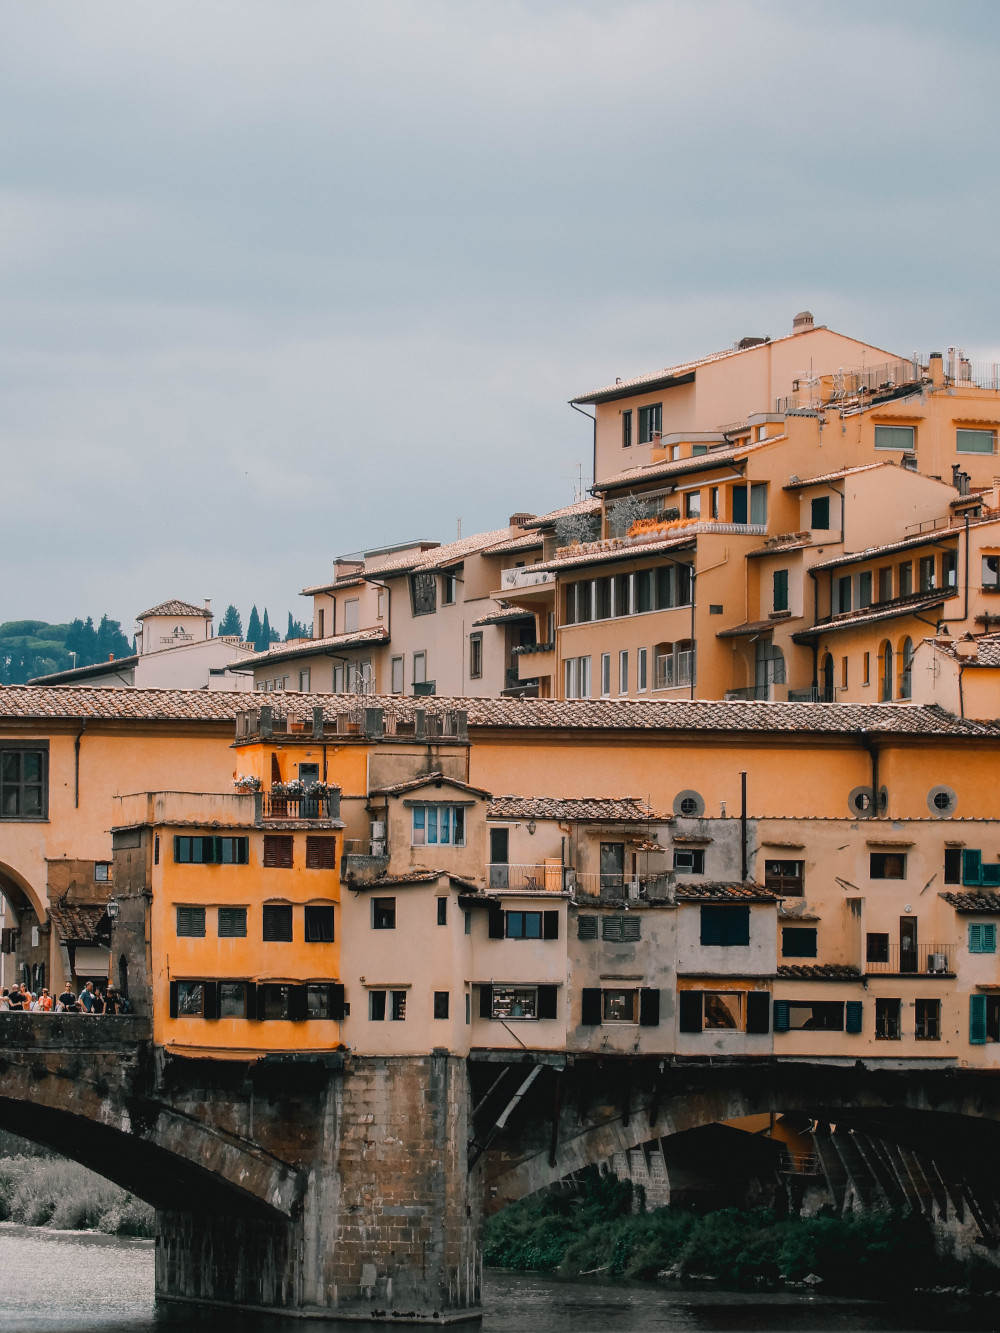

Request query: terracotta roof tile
[
  {"left": 137, "top": 600, "right": 212, "bottom": 619},
  {"left": 363, "top": 869, "right": 446, "bottom": 887},
  {"left": 783, "top": 462, "right": 892, "bottom": 489},
  {"left": 487, "top": 795, "right": 661, "bottom": 822},
  {"left": 228, "top": 626, "right": 388, "bottom": 670},
  {"left": 717, "top": 617, "right": 801, "bottom": 639},
  {"left": 470, "top": 601, "right": 534, "bottom": 627},
  {"left": 808, "top": 526, "right": 966, "bottom": 572},
  {"left": 940, "top": 892, "right": 1000, "bottom": 913},
  {"left": 49, "top": 905, "right": 108, "bottom": 942},
  {"left": 792, "top": 591, "right": 955, "bottom": 639},
  {"left": 591, "top": 439, "right": 774, "bottom": 493},
  {"left": 776, "top": 964, "right": 862, "bottom": 980},
  {"left": 675, "top": 882, "right": 781, "bottom": 902},
  {"left": 370, "top": 773, "right": 491, "bottom": 798},
  {"left": 524, "top": 532, "right": 695, "bottom": 574}
]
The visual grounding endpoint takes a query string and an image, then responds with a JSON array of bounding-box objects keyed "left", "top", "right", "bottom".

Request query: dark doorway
[
  {"left": 900, "top": 917, "right": 918, "bottom": 974},
  {"left": 489, "top": 828, "right": 509, "bottom": 889}
]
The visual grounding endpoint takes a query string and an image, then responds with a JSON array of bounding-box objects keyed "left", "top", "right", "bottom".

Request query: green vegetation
[
  {"left": 0, "top": 1135, "right": 154, "bottom": 1237},
  {"left": 0, "top": 615, "right": 133, "bottom": 684},
  {"left": 484, "top": 1172, "right": 978, "bottom": 1296}
]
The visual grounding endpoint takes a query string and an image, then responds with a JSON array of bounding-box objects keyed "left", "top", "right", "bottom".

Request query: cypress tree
[{"left": 246, "top": 606, "right": 263, "bottom": 652}]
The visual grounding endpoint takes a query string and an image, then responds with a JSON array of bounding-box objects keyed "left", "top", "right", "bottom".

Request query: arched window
[
  {"left": 674, "top": 639, "right": 695, "bottom": 687},
  {"left": 898, "top": 636, "right": 914, "bottom": 699},
  {"left": 879, "top": 640, "right": 893, "bottom": 701},
  {"left": 821, "top": 653, "right": 835, "bottom": 702}
]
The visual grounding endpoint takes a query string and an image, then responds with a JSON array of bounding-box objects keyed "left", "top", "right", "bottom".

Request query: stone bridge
[{"left": 2, "top": 1022, "right": 1000, "bottom": 1322}]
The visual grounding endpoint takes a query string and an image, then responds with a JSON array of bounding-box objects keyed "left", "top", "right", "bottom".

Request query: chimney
[
  {"left": 792, "top": 310, "right": 815, "bottom": 334},
  {"left": 929, "top": 352, "right": 944, "bottom": 387},
  {"left": 509, "top": 512, "right": 535, "bottom": 530}
]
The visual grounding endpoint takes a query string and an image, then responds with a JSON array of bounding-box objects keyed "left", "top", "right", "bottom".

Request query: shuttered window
[
  {"left": 700, "top": 905, "right": 750, "bottom": 946},
  {"left": 263, "top": 835, "right": 293, "bottom": 868},
  {"left": 970, "top": 994, "right": 987, "bottom": 1045},
  {"left": 845, "top": 1000, "right": 864, "bottom": 1034},
  {"left": 781, "top": 927, "right": 817, "bottom": 958},
  {"left": 679, "top": 991, "right": 704, "bottom": 1033},
  {"left": 176, "top": 906, "right": 206, "bottom": 937},
  {"left": 969, "top": 923, "right": 997, "bottom": 954},
  {"left": 773, "top": 999, "right": 790, "bottom": 1033},
  {"left": 602, "top": 915, "right": 641, "bottom": 942},
  {"left": 639, "top": 988, "right": 660, "bottom": 1027},
  {"left": 218, "top": 907, "right": 247, "bottom": 938},
  {"left": 305, "top": 837, "right": 336, "bottom": 870},
  {"left": 174, "top": 836, "right": 248, "bottom": 864},
  {"left": 746, "top": 992, "right": 771, "bottom": 1034},
  {"left": 577, "top": 916, "right": 598, "bottom": 940},
  {"left": 581, "top": 988, "right": 602, "bottom": 1025},
  {"left": 304, "top": 905, "right": 335, "bottom": 943},
  {"left": 262, "top": 904, "right": 293, "bottom": 942}
]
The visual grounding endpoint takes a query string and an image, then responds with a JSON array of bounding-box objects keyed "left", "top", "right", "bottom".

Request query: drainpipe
[
  {"left": 858, "top": 732, "right": 881, "bottom": 818},
  {"left": 740, "top": 771, "right": 748, "bottom": 880},
  {"left": 74, "top": 721, "right": 86, "bottom": 809}
]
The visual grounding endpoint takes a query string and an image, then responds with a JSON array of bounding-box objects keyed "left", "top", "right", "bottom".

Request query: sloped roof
[
  {"left": 49, "top": 905, "right": 107, "bottom": 942},
  {"left": 776, "top": 964, "right": 862, "bottom": 980},
  {"left": 940, "top": 892, "right": 1000, "bottom": 913},
  {"left": 487, "top": 795, "right": 661, "bottom": 823},
  {"left": 592, "top": 438, "right": 775, "bottom": 494},
  {"left": 227, "top": 627, "right": 388, "bottom": 670},
  {"left": 29, "top": 656, "right": 140, "bottom": 685},
  {"left": 370, "top": 772, "right": 491, "bottom": 799},
  {"left": 783, "top": 462, "right": 893, "bottom": 489},
  {"left": 137, "top": 600, "right": 212, "bottom": 619},
  {"left": 807, "top": 527, "right": 964, "bottom": 573},
  {"left": 366, "top": 528, "right": 512, "bottom": 576},
  {"left": 521, "top": 532, "right": 695, "bottom": 575},
  {"left": 471, "top": 602, "right": 535, "bottom": 627},
  {"left": 675, "top": 883, "right": 781, "bottom": 902},
  {"left": 792, "top": 591, "right": 954, "bottom": 640}
]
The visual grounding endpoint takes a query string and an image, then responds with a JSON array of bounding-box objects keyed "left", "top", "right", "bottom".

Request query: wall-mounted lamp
[{"left": 106, "top": 899, "right": 120, "bottom": 922}]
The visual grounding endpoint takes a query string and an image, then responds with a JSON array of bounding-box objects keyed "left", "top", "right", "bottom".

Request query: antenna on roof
[
  {"left": 574, "top": 462, "right": 583, "bottom": 503},
  {"left": 457, "top": 517, "right": 462, "bottom": 539}
]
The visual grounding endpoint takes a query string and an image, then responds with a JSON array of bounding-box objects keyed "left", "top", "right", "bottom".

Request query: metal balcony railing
[
  {"left": 259, "top": 791, "right": 339, "bottom": 821},
  {"left": 487, "top": 863, "right": 567, "bottom": 891},
  {"left": 570, "top": 872, "right": 642, "bottom": 900},
  {"left": 865, "top": 943, "right": 954, "bottom": 975}
]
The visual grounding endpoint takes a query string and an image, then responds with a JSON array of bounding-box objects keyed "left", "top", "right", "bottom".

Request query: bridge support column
[{"left": 155, "top": 1053, "right": 482, "bottom": 1323}]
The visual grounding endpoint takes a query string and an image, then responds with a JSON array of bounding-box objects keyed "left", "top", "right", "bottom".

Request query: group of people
[{"left": 0, "top": 979, "right": 130, "bottom": 1014}]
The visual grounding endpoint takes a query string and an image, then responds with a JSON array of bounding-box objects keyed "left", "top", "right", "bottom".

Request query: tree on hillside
[
  {"left": 95, "top": 615, "right": 132, "bottom": 662},
  {"left": 261, "top": 609, "right": 280, "bottom": 647},
  {"left": 218, "top": 605, "right": 243, "bottom": 639},
  {"left": 286, "top": 613, "right": 310, "bottom": 641},
  {"left": 246, "top": 606, "right": 263, "bottom": 652}
]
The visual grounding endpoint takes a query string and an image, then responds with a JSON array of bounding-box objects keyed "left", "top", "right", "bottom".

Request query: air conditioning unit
[
  {"left": 371, "top": 821, "right": 386, "bottom": 840},
  {"left": 927, "top": 953, "right": 948, "bottom": 974},
  {"left": 370, "top": 840, "right": 386, "bottom": 857}
]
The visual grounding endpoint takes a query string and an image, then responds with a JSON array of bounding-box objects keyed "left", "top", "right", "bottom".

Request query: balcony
[
  {"left": 487, "top": 863, "right": 567, "bottom": 891},
  {"left": 865, "top": 943, "right": 955, "bottom": 976},
  {"left": 570, "top": 872, "right": 643, "bottom": 901},
  {"left": 256, "top": 790, "right": 341, "bottom": 824},
  {"left": 500, "top": 566, "right": 556, "bottom": 591},
  {"left": 654, "top": 650, "right": 695, "bottom": 690}
]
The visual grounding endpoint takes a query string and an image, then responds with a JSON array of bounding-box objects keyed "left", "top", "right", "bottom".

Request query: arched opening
[
  {"left": 879, "top": 640, "right": 893, "bottom": 701},
  {"left": 898, "top": 636, "right": 914, "bottom": 700},
  {"left": 820, "top": 653, "right": 834, "bottom": 702},
  {"left": 653, "top": 641, "right": 674, "bottom": 689},
  {"left": 755, "top": 640, "right": 786, "bottom": 700}
]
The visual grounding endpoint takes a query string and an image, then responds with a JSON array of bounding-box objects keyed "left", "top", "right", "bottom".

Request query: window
[
  {"left": 436, "top": 897, "right": 447, "bottom": 926},
  {"left": 983, "top": 556, "right": 1000, "bottom": 590},
  {"left": 943, "top": 549, "right": 958, "bottom": 588},
  {"left": 703, "top": 991, "right": 743, "bottom": 1030},
  {"left": 637, "top": 647, "right": 648, "bottom": 692},
  {"left": 773, "top": 569, "right": 789, "bottom": 613},
  {"left": 862, "top": 651, "right": 871, "bottom": 685},
  {"left": 413, "top": 651, "right": 427, "bottom": 686},
  {"left": 898, "top": 562, "right": 912, "bottom": 597},
  {"left": 94, "top": 862, "right": 111, "bottom": 882},
  {"left": 732, "top": 485, "right": 748, "bottom": 524},
  {"left": 410, "top": 573, "right": 436, "bottom": 616},
  {"left": 919, "top": 556, "right": 935, "bottom": 592},
  {"left": 411, "top": 805, "right": 466, "bottom": 846},
  {"left": 622, "top": 410, "right": 632, "bottom": 449},
  {"left": 564, "top": 655, "right": 591, "bottom": 699},
  {"left": 810, "top": 496, "right": 830, "bottom": 530},
  {"left": 176, "top": 981, "right": 204, "bottom": 1016},
  {"left": 332, "top": 664, "right": 345, "bottom": 693},
  {"left": 957, "top": 428, "right": 995, "bottom": 455},
  {"left": 469, "top": 634, "right": 483, "bottom": 679},
  {"left": 600, "top": 652, "right": 611, "bottom": 697},
  {"left": 372, "top": 897, "right": 396, "bottom": 930},
  {"left": 0, "top": 746, "right": 47, "bottom": 820},
  {"left": 870, "top": 852, "right": 906, "bottom": 879},
  {"left": 344, "top": 599, "right": 360, "bottom": 633},
  {"left": 600, "top": 989, "right": 637, "bottom": 1022},
  {"left": 874, "top": 425, "right": 915, "bottom": 451},
  {"left": 700, "top": 905, "right": 750, "bottom": 946},
  {"left": 317, "top": 608, "right": 325, "bottom": 638},
  {"left": 176, "top": 906, "right": 206, "bottom": 938},
  {"left": 970, "top": 994, "right": 1000, "bottom": 1044},
  {"left": 673, "top": 848, "right": 705, "bottom": 874},
  {"left": 263, "top": 835, "right": 293, "bottom": 869},
  {"left": 220, "top": 982, "right": 248, "bottom": 1018},
  {"left": 442, "top": 574, "right": 457, "bottom": 605},
  {"left": 685, "top": 491, "right": 701, "bottom": 519},
  {"left": 484, "top": 984, "right": 557, "bottom": 1021},
  {"left": 601, "top": 915, "right": 641, "bottom": 942},
  {"left": 765, "top": 860, "right": 804, "bottom": 894},
  {"left": 506, "top": 911, "right": 542, "bottom": 939},
  {"left": 866, "top": 932, "right": 889, "bottom": 963},
  {"left": 710, "top": 487, "right": 720, "bottom": 519},
  {"left": 944, "top": 848, "right": 963, "bottom": 884},
  {"left": 969, "top": 923, "right": 997, "bottom": 954},
  {"left": 878, "top": 640, "right": 893, "bottom": 701},
  {"left": 175, "top": 835, "right": 250, "bottom": 865},
  {"left": 841, "top": 656, "right": 848, "bottom": 689},
  {"left": 577, "top": 915, "right": 598, "bottom": 940},
  {"left": 679, "top": 990, "right": 765, "bottom": 1033},
  {"left": 369, "top": 989, "right": 406, "bottom": 1021},
  {"left": 634, "top": 570, "right": 653, "bottom": 613},
  {"left": 218, "top": 907, "right": 247, "bottom": 938},
  {"left": 782, "top": 928, "right": 817, "bottom": 958},
  {"left": 638, "top": 403, "right": 661, "bottom": 444},
  {"left": 595, "top": 577, "right": 612, "bottom": 619},
  {"left": 858, "top": 570, "right": 872, "bottom": 609},
  {"left": 262, "top": 904, "right": 293, "bottom": 942},
  {"left": 750, "top": 483, "right": 768, "bottom": 526},
  {"left": 875, "top": 997, "right": 901, "bottom": 1040},
  {"left": 614, "top": 574, "right": 631, "bottom": 616},
  {"left": 837, "top": 575, "right": 852, "bottom": 614},
  {"left": 878, "top": 568, "right": 893, "bottom": 602},
  {"left": 915, "top": 998, "right": 940, "bottom": 1041},
  {"left": 298, "top": 669, "right": 311, "bottom": 692},
  {"left": 898, "top": 637, "right": 914, "bottom": 699},
  {"left": 305, "top": 837, "right": 337, "bottom": 870},
  {"left": 618, "top": 650, "right": 628, "bottom": 695},
  {"left": 304, "top": 905, "right": 335, "bottom": 942},
  {"left": 433, "top": 991, "right": 449, "bottom": 1019},
  {"left": 774, "top": 1000, "right": 845, "bottom": 1032},
  {"left": 391, "top": 656, "right": 404, "bottom": 693}
]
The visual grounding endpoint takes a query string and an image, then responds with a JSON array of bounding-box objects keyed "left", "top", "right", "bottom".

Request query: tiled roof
[
  {"left": 776, "top": 964, "right": 862, "bottom": 980},
  {"left": 783, "top": 462, "right": 892, "bottom": 489},
  {"left": 807, "top": 527, "right": 965, "bottom": 573},
  {"left": 940, "top": 892, "right": 1000, "bottom": 913},
  {"left": 592, "top": 439, "right": 774, "bottom": 493},
  {"left": 227, "top": 627, "right": 388, "bottom": 670},
  {"left": 470, "top": 601, "right": 535, "bottom": 627},
  {"left": 520, "top": 499, "right": 602, "bottom": 526},
  {"left": 370, "top": 773, "right": 491, "bottom": 799},
  {"left": 717, "top": 617, "right": 801, "bottom": 639},
  {"left": 1, "top": 686, "right": 998, "bottom": 737},
  {"left": 488, "top": 795, "right": 660, "bottom": 822},
  {"left": 675, "top": 883, "right": 781, "bottom": 902},
  {"left": 367, "top": 529, "right": 512, "bottom": 576},
  {"left": 523, "top": 533, "right": 695, "bottom": 574},
  {"left": 974, "top": 635, "right": 1000, "bottom": 667},
  {"left": 792, "top": 591, "right": 954, "bottom": 640},
  {"left": 49, "top": 905, "right": 107, "bottom": 942},
  {"left": 483, "top": 532, "right": 546, "bottom": 556},
  {"left": 746, "top": 534, "right": 815, "bottom": 559},
  {"left": 29, "top": 655, "right": 139, "bottom": 685},
  {"left": 363, "top": 869, "right": 446, "bottom": 887},
  {"left": 137, "top": 600, "right": 212, "bottom": 619},
  {"left": 300, "top": 574, "right": 366, "bottom": 595}
]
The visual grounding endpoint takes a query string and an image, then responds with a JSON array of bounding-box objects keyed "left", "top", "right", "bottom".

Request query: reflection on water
[{"left": 0, "top": 1225, "right": 996, "bottom": 1333}]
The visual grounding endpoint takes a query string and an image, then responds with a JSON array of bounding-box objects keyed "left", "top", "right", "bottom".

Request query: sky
[{"left": 3, "top": 0, "right": 1000, "bottom": 633}]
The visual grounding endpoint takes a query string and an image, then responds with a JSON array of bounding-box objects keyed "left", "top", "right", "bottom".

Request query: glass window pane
[{"left": 957, "top": 429, "right": 995, "bottom": 454}]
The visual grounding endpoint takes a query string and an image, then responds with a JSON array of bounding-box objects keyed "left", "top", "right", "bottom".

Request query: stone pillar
[{"left": 155, "top": 1053, "right": 483, "bottom": 1323}]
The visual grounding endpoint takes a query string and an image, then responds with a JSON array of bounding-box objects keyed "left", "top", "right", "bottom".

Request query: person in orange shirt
[{"left": 39, "top": 989, "right": 53, "bottom": 1012}]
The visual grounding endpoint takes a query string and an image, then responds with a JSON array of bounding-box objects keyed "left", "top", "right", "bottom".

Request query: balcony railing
[
  {"left": 258, "top": 791, "right": 339, "bottom": 821},
  {"left": 487, "top": 863, "right": 567, "bottom": 891},
  {"left": 501, "top": 566, "right": 556, "bottom": 591},
  {"left": 865, "top": 943, "right": 954, "bottom": 975},
  {"left": 570, "top": 872, "right": 642, "bottom": 900},
  {"left": 654, "top": 650, "right": 695, "bottom": 690}
]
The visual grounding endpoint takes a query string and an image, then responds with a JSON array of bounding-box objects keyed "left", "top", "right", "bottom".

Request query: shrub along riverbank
[
  {"left": 484, "top": 1173, "right": 994, "bottom": 1296},
  {"left": 0, "top": 1134, "right": 154, "bottom": 1237}
]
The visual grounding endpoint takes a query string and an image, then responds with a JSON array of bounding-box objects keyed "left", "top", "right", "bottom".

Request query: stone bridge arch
[
  {"left": 481, "top": 1057, "right": 1000, "bottom": 1209},
  {"left": 0, "top": 859, "right": 48, "bottom": 929}
]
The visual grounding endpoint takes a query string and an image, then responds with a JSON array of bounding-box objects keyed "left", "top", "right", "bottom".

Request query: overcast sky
[{"left": 3, "top": 0, "right": 1000, "bottom": 632}]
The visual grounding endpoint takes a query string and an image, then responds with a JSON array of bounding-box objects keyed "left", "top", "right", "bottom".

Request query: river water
[{"left": 0, "top": 1225, "right": 994, "bottom": 1333}]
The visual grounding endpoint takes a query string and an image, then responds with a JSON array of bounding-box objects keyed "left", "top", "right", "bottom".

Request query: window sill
[{"left": 0, "top": 816, "right": 49, "bottom": 823}]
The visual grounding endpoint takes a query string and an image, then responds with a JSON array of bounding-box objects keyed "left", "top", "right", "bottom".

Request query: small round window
[
  {"left": 848, "top": 786, "right": 874, "bottom": 817},
  {"left": 673, "top": 790, "right": 705, "bottom": 818},
  {"left": 927, "top": 785, "right": 957, "bottom": 818}
]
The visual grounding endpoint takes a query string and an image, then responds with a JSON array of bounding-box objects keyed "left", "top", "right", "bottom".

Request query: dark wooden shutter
[
  {"left": 479, "top": 984, "right": 493, "bottom": 1018},
  {"left": 970, "top": 993, "right": 987, "bottom": 1045},
  {"left": 263, "top": 905, "right": 293, "bottom": 942},
  {"left": 203, "top": 981, "right": 219, "bottom": 1021},
  {"left": 169, "top": 980, "right": 179, "bottom": 1019},
  {"left": 773, "top": 999, "right": 790, "bottom": 1033},
  {"left": 264, "top": 835, "right": 293, "bottom": 869},
  {"left": 245, "top": 981, "right": 257, "bottom": 1019},
  {"left": 678, "top": 991, "right": 702, "bottom": 1033},
  {"left": 581, "top": 988, "right": 602, "bottom": 1026},
  {"left": 543, "top": 911, "right": 559, "bottom": 940},
  {"left": 306, "top": 836, "right": 337, "bottom": 870},
  {"left": 577, "top": 915, "right": 598, "bottom": 940},
  {"left": 746, "top": 991, "right": 770, "bottom": 1034},
  {"left": 289, "top": 985, "right": 308, "bottom": 1022},
  {"left": 621, "top": 917, "right": 641, "bottom": 942},
  {"left": 845, "top": 1000, "right": 863, "bottom": 1034},
  {"left": 328, "top": 983, "right": 345, "bottom": 1020},
  {"left": 488, "top": 907, "right": 505, "bottom": 939},
  {"left": 700, "top": 904, "right": 749, "bottom": 946},
  {"left": 639, "top": 988, "right": 660, "bottom": 1027},
  {"left": 537, "top": 985, "right": 557, "bottom": 1020},
  {"left": 255, "top": 984, "right": 267, "bottom": 1021}
]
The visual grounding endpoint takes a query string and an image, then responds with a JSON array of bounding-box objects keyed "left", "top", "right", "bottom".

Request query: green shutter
[
  {"left": 537, "top": 985, "right": 557, "bottom": 1020},
  {"left": 773, "top": 1000, "right": 790, "bottom": 1033},
  {"left": 577, "top": 915, "right": 598, "bottom": 940},
  {"left": 983, "top": 864, "right": 1000, "bottom": 888},
  {"left": 970, "top": 994, "right": 987, "bottom": 1045},
  {"left": 845, "top": 1000, "right": 863, "bottom": 1034},
  {"left": 987, "top": 924, "right": 998, "bottom": 954},
  {"left": 963, "top": 849, "right": 983, "bottom": 886}
]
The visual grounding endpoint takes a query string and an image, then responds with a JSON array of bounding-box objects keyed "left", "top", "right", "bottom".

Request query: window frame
[
  {"left": 0, "top": 743, "right": 48, "bottom": 822},
  {"left": 262, "top": 903, "right": 293, "bottom": 942},
  {"left": 304, "top": 904, "right": 335, "bottom": 943},
  {"left": 637, "top": 403, "right": 661, "bottom": 445},
  {"left": 372, "top": 897, "right": 396, "bottom": 930},
  {"left": 874, "top": 425, "right": 916, "bottom": 451},
  {"left": 956, "top": 428, "right": 995, "bottom": 455},
  {"left": 870, "top": 852, "right": 906, "bottom": 879},
  {"left": 411, "top": 804, "right": 466, "bottom": 847},
  {"left": 176, "top": 905, "right": 206, "bottom": 938},
  {"left": 218, "top": 906, "right": 247, "bottom": 938},
  {"left": 469, "top": 633, "right": 483, "bottom": 680}
]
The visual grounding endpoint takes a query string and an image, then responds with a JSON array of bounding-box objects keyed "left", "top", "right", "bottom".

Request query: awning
[{"left": 73, "top": 945, "right": 110, "bottom": 975}]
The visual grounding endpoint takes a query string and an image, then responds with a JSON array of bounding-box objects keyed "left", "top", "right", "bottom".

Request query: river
[{"left": 0, "top": 1225, "right": 994, "bottom": 1332}]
